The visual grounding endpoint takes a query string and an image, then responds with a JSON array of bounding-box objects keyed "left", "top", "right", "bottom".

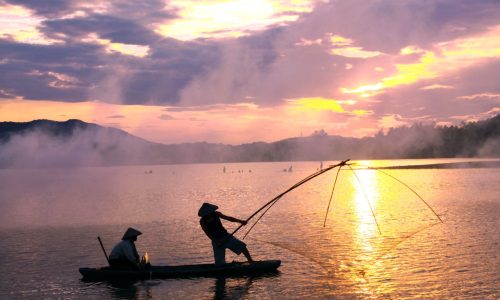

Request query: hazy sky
[{"left": 1, "top": 0, "right": 499, "bottom": 144}]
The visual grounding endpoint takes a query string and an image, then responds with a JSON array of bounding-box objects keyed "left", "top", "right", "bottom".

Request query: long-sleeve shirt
[
  {"left": 200, "top": 212, "right": 229, "bottom": 241},
  {"left": 109, "top": 240, "right": 139, "bottom": 263}
]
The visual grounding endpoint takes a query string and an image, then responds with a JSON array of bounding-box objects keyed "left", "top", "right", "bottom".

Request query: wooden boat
[{"left": 79, "top": 260, "right": 281, "bottom": 280}]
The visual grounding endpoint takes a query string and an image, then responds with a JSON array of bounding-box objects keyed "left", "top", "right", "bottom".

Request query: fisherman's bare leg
[
  {"left": 213, "top": 240, "right": 226, "bottom": 266},
  {"left": 241, "top": 247, "right": 254, "bottom": 263}
]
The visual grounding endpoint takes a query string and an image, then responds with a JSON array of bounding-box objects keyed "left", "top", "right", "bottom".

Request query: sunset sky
[{"left": 1, "top": 0, "right": 499, "bottom": 144}]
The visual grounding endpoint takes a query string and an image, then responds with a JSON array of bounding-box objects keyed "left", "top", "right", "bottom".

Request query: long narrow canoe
[{"left": 79, "top": 260, "right": 281, "bottom": 280}]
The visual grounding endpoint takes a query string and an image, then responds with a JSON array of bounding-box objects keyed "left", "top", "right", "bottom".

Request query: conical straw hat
[
  {"left": 198, "top": 203, "right": 218, "bottom": 217},
  {"left": 122, "top": 227, "right": 142, "bottom": 240}
]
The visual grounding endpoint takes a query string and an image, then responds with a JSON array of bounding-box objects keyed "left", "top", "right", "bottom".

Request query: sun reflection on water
[
  {"left": 348, "top": 166, "right": 398, "bottom": 296},
  {"left": 351, "top": 168, "right": 379, "bottom": 252}
]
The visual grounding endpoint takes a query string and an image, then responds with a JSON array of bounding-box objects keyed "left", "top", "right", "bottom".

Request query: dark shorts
[{"left": 212, "top": 235, "right": 247, "bottom": 265}]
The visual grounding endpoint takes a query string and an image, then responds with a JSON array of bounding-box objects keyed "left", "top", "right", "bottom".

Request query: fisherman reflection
[
  {"left": 109, "top": 227, "right": 143, "bottom": 270},
  {"left": 213, "top": 276, "right": 253, "bottom": 300},
  {"left": 199, "top": 203, "right": 254, "bottom": 265},
  {"left": 103, "top": 279, "right": 139, "bottom": 299}
]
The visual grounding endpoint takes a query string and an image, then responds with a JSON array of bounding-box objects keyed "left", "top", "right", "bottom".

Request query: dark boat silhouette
[{"left": 79, "top": 260, "right": 281, "bottom": 280}]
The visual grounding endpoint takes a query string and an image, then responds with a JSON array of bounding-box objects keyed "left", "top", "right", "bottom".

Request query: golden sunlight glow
[
  {"left": 157, "top": 0, "right": 316, "bottom": 40},
  {"left": 400, "top": 45, "right": 424, "bottom": 55},
  {"left": 329, "top": 34, "right": 353, "bottom": 47},
  {"left": 0, "top": 4, "right": 61, "bottom": 45},
  {"left": 328, "top": 34, "right": 381, "bottom": 58},
  {"left": 351, "top": 169, "right": 380, "bottom": 245},
  {"left": 352, "top": 110, "right": 372, "bottom": 116},
  {"left": 439, "top": 30, "right": 500, "bottom": 59},
  {"left": 382, "top": 51, "right": 438, "bottom": 86},
  {"left": 341, "top": 26, "right": 500, "bottom": 97},
  {"left": 341, "top": 83, "right": 383, "bottom": 95},
  {"left": 82, "top": 34, "right": 150, "bottom": 57},
  {"left": 289, "top": 97, "right": 346, "bottom": 112}
]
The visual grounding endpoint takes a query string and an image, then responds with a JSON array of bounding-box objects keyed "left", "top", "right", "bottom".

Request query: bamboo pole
[
  {"left": 323, "top": 165, "right": 342, "bottom": 227},
  {"left": 231, "top": 159, "right": 350, "bottom": 237}
]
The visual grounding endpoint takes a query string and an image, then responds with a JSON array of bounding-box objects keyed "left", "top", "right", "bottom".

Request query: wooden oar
[{"left": 97, "top": 236, "right": 110, "bottom": 265}]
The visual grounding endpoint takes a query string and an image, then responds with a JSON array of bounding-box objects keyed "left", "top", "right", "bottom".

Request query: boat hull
[{"left": 79, "top": 260, "right": 281, "bottom": 280}]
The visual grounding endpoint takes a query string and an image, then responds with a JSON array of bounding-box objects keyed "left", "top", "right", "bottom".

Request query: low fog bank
[
  {"left": 0, "top": 115, "right": 499, "bottom": 168},
  {"left": 0, "top": 120, "right": 161, "bottom": 168}
]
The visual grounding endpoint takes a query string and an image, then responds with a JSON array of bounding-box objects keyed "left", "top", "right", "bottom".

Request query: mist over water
[
  {"left": 2, "top": 115, "right": 499, "bottom": 169},
  {"left": 0, "top": 125, "right": 153, "bottom": 168},
  {"left": 0, "top": 160, "right": 499, "bottom": 298}
]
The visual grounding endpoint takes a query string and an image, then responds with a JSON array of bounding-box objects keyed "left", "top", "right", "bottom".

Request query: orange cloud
[{"left": 342, "top": 25, "right": 500, "bottom": 97}]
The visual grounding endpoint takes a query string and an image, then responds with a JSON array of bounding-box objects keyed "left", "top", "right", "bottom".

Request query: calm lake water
[{"left": 0, "top": 159, "right": 499, "bottom": 299}]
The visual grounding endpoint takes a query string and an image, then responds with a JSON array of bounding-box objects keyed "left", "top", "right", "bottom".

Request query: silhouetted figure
[
  {"left": 198, "top": 203, "right": 254, "bottom": 265},
  {"left": 223, "top": 166, "right": 226, "bottom": 173},
  {"left": 320, "top": 161, "right": 323, "bottom": 171},
  {"left": 288, "top": 165, "right": 293, "bottom": 172},
  {"left": 109, "top": 227, "right": 142, "bottom": 270}
]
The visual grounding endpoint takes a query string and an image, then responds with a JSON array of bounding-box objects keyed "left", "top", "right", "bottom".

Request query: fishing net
[{"left": 238, "top": 164, "right": 442, "bottom": 295}]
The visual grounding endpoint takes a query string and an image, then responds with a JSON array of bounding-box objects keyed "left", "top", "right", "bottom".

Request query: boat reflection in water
[{"left": 91, "top": 273, "right": 275, "bottom": 299}]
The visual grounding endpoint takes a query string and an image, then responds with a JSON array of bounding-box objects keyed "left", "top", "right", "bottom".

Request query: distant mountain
[
  {"left": 1, "top": 115, "right": 499, "bottom": 168},
  {"left": 0, "top": 119, "right": 159, "bottom": 167},
  {"left": 0, "top": 119, "right": 151, "bottom": 145}
]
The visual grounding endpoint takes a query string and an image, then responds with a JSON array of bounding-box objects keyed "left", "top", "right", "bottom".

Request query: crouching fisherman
[
  {"left": 198, "top": 202, "right": 254, "bottom": 265},
  {"left": 109, "top": 227, "right": 143, "bottom": 270}
]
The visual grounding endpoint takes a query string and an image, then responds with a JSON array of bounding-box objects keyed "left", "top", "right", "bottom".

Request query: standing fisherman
[
  {"left": 198, "top": 203, "right": 254, "bottom": 265},
  {"left": 108, "top": 227, "right": 143, "bottom": 269}
]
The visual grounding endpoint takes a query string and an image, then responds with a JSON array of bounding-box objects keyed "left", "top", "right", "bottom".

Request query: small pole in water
[{"left": 97, "top": 236, "right": 110, "bottom": 265}]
